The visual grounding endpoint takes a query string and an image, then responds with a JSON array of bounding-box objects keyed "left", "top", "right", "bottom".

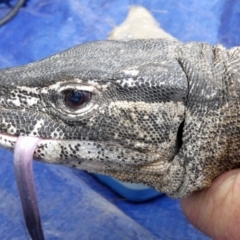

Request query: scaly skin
[{"left": 0, "top": 39, "right": 240, "bottom": 198}]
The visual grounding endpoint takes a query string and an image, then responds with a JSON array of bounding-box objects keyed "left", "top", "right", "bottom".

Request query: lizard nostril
[{"left": 176, "top": 120, "right": 184, "bottom": 154}]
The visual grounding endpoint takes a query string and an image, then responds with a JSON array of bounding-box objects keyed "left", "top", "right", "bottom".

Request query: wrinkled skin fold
[{"left": 0, "top": 39, "right": 239, "bottom": 198}]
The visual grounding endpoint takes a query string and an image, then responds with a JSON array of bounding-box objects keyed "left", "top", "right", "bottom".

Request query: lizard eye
[{"left": 62, "top": 89, "right": 92, "bottom": 109}]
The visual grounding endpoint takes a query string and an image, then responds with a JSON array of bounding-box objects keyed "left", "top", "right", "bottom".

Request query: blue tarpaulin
[{"left": 0, "top": 1, "right": 239, "bottom": 239}]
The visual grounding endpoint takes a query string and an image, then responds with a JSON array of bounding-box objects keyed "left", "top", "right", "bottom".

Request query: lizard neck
[{"left": 171, "top": 43, "right": 240, "bottom": 197}]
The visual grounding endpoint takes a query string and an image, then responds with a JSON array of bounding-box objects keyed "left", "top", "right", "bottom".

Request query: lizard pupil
[{"left": 63, "top": 89, "right": 91, "bottom": 109}]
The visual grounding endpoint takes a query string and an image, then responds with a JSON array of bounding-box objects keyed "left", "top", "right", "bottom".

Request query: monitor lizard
[{"left": 0, "top": 39, "right": 240, "bottom": 199}]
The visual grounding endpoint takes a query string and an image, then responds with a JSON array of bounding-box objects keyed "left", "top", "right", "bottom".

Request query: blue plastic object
[
  {"left": 0, "top": 0, "right": 240, "bottom": 239},
  {"left": 93, "top": 174, "right": 163, "bottom": 202}
]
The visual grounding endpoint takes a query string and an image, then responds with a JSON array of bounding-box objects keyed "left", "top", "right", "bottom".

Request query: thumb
[{"left": 181, "top": 169, "right": 240, "bottom": 240}]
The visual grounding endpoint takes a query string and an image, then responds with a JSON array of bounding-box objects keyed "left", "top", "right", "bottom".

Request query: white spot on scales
[{"left": 29, "top": 119, "right": 45, "bottom": 135}]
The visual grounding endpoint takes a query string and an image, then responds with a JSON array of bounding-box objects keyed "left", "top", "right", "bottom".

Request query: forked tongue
[{"left": 14, "top": 136, "right": 45, "bottom": 240}]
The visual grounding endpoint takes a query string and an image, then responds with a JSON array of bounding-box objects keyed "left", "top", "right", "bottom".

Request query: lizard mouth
[
  {"left": 0, "top": 133, "right": 47, "bottom": 150},
  {"left": 0, "top": 133, "right": 19, "bottom": 150},
  {"left": 0, "top": 133, "right": 48, "bottom": 162},
  {"left": 0, "top": 133, "right": 60, "bottom": 164}
]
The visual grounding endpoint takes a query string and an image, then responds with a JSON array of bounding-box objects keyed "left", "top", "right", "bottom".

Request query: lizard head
[
  {"left": 0, "top": 39, "right": 189, "bottom": 196},
  {"left": 3, "top": 39, "right": 235, "bottom": 198}
]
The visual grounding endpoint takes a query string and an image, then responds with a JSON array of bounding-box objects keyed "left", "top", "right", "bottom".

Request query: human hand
[{"left": 181, "top": 169, "right": 240, "bottom": 240}]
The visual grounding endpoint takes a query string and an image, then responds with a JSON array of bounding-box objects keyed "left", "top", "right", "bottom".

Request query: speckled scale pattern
[{"left": 0, "top": 39, "right": 239, "bottom": 198}]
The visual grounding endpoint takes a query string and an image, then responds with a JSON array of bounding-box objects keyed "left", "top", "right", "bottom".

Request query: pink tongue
[{"left": 14, "top": 136, "right": 45, "bottom": 240}]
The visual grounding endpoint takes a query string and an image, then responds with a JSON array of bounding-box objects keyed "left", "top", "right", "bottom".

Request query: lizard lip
[
  {"left": 0, "top": 133, "right": 58, "bottom": 164},
  {"left": 0, "top": 133, "right": 19, "bottom": 150},
  {"left": 0, "top": 133, "right": 44, "bottom": 150}
]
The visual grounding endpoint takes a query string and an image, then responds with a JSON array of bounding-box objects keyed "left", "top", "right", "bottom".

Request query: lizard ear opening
[{"left": 176, "top": 120, "right": 184, "bottom": 154}]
